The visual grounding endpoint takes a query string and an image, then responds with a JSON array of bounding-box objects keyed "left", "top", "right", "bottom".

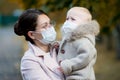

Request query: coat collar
[
  {"left": 28, "top": 42, "right": 50, "bottom": 57},
  {"left": 28, "top": 42, "right": 63, "bottom": 76}
]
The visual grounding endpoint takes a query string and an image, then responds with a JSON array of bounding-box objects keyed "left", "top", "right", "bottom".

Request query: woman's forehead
[{"left": 37, "top": 14, "right": 50, "bottom": 24}]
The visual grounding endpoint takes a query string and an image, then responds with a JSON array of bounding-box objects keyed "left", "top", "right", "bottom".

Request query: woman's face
[
  {"left": 36, "top": 14, "right": 51, "bottom": 32},
  {"left": 33, "top": 14, "right": 51, "bottom": 40}
]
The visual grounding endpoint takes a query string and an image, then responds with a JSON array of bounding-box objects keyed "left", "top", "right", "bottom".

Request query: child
[{"left": 57, "top": 7, "right": 100, "bottom": 80}]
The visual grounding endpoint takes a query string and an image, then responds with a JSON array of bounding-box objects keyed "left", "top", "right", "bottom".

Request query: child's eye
[
  {"left": 66, "top": 17, "right": 69, "bottom": 20},
  {"left": 71, "top": 18, "right": 75, "bottom": 21}
]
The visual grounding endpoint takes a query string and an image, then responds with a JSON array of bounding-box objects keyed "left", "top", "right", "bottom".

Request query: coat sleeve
[
  {"left": 21, "top": 58, "right": 51, "bottom": 80},
  {"left": 60, "top": 38, "right": 96, "bottom": 75}
]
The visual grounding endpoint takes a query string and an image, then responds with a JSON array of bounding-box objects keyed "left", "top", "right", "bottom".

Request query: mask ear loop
[
  {"left": 31, "top": 31, "right": 44, "bottom": 42},
  {"left": 33, "top": 30, "right": 50, "bottom": 45},
  {"left": 27, "top": 31, "right": 37, "bottom": 40},
  {"left": 32, "top": 31, "right": 48, "bottom": 45}
]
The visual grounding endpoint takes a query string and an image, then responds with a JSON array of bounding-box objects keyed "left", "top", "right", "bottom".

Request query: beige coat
[
  {"left": 21, "top": 42, "right": 65, "bottom": 80},
  {"left": 57, "top": 20, "right": 100, "bottom": 80}
]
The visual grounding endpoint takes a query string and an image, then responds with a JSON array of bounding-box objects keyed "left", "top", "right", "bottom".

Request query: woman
[{"left": 14, "top": 9, "right": 64, "bottom": 80}]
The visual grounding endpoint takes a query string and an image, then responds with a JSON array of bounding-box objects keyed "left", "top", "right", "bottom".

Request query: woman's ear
[{"left": 27, "top": 31, "right": 35, "bottom": 39}]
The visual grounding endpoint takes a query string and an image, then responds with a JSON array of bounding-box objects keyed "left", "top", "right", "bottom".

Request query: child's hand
[
  {"left": 53, "top": 42, "right": 59, "bottom": 48},
  {"left": 57, "top": 67, "right": 64, "bottom": 73},
  {"left": 52, "top": 42, "right": 59, "bottom": 54}
]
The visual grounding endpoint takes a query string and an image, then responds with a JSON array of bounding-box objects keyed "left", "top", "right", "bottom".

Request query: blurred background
[{"left": 0, "top": 0, "right": 120, "bottom": 80}]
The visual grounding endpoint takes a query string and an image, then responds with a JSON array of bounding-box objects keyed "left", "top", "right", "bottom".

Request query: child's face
[{"left": 66, "top": 8, "right": 91, "bottom": 25}]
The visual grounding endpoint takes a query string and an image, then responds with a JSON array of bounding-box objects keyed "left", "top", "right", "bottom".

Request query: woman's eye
[
  {"left": 50, "top": 21, "right": 53, "bottom": 25},
  {"left": 42, "top": 24, "right": 47, "bottom": 28}
]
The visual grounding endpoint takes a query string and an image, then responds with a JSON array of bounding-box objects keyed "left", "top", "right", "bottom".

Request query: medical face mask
[
  {"left": 61, "top": 21, "right": 78, "bottom": 36},
  {"left": 37, "top": 26, "right": 56, "bottom": 45}
]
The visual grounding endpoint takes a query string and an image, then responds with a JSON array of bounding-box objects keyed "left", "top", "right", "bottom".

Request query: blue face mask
[{"left": 38, "top": 26, "right": 56, "bottom": 45}]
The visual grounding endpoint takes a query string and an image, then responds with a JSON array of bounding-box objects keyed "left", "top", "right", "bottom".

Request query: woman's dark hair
[{"left": 14, "top": 9, "right": 47, "bottom": 44}]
